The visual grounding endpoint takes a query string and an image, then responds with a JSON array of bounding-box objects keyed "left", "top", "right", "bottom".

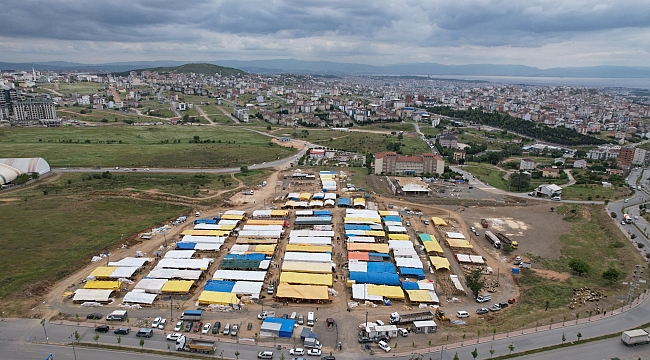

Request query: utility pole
[{"left": 627, "top": 264, "right": 643, "bottom": 304}]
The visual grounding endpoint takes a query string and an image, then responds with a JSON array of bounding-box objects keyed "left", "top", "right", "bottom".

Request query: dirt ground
[
  {"left": 33, "top": 167, "right": 579, "bottom": 353},
  {"left": 271, "top": 138, "right": 307, "bottom": 151}
]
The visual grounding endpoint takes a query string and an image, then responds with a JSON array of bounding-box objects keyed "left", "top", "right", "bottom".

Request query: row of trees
[{"left": 427, "top": 107, "right": 607, "bottom": 146}]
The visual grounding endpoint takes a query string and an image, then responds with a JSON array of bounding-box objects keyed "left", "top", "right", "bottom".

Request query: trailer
[
  {"left": 480, "top": 219, "right": 488, "bottom": 228},
  {"left": 389, "top": 311, "right": 434, "bottom": 325},
  {"left": 621, "top": 329, "right": 650, "bottom": 346},
  {"left": 180, "top": 310, "right": 203, "bottom": 321},
  {"left": 496, "top": 233, "right": 518, "bottom": 249},
  {"left": 484, "top": 231, "right": 501, "bottom": 249},
  {"left": 175, "top": 335, "right": 216, "bottom": 353},
  {"left": 106, "top": 310, "right": 128, "bottom": 321},
  {"left": 624, "top": 214, "right": 633, "bottom": 224}
]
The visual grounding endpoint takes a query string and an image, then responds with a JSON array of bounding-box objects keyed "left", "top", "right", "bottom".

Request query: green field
[
  {"left": 40, "top": 82, "right": 107, "bottom": 96},
  {"left": 0, "top": 126, "right": 296, "bottom": 167},
  {"left": 355, "top": 122, "right": 415, "bottom": 132},
  {"left": 0, "top": 197, "right": 189, "bottom": 303},
  {"left": 57, "top": 107, "right": 152, "bottom": 123},
  {"left": 303, "top": 129, "right": 429, "bottom": 155},
  {"left": 560, "top": 184, "right": 630, "bottom": 201},
  {"left": 463, "top": 163, "right": 510, "bottom": 190}
]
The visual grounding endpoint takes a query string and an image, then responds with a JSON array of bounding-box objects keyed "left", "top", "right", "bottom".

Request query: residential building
[
  {"left": 438, "top": 133, "right": 458, "bottom": 148},
  {"left": 374, "top": 152, "right": 444, "bottom": 175},
  {"left": 573, "top": 159, "right": 587, "bottom": 169},
  {"left": 453, "top": 150, "right": 466, "bottom": 163},
  {"left": 520, "top": 159, "right": 535, "bottom": 171},
  {"left": 11, "top": 100, "right": 57, "bottom": 123},
  {"left": 633, "top": 148, "right": 647, "bottom": 165},
  {"left": 234, "top": 107, "right": 249, "bottom": 122},
  {"left": 542, "top": 168, "right": 561, "bottom": 178},
  {"left": 618, "top": 146, "right": 635, "bottom": 164}
]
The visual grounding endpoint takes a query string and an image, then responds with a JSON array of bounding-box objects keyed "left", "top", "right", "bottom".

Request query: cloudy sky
[{"left": 1, "top": 0, "right": 648, "bottom": 68}]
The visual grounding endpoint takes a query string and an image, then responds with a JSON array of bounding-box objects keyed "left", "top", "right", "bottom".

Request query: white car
[
  {"left": 202, "top": 323, "right": 212, "bottom": 334},
  {"left": 173, "top": 321, "right": 183, "bottom": 332},
  {"left": 166, "top": 333, "right": 182, "bottom": 341},
  {"left": 375, "top": 319, "right": 385, "bottom": 326},
  {"left": 307, "top": 349, "right": 321, "bottom": 356},
  {"left": 515, "top": 256, "right": 522, "bottom": 262},
  {"left": 456, "top": 310, "right": 470, "bottom": 318},
  {"left": 378, "top": 340, "right": 392, "bottom": 353},
  {"left": 289, "top": 348, "right": 305, "bottom": 355},
  {"left": 152, "top": 317, "right": 162, "bottom": 328},
  {"left": 158, "top": 318, "right": 167, "bottom": 329}
]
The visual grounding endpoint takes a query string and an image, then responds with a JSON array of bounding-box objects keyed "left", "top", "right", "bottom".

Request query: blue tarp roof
[
  {"left": 311, "top": 194, "right": 324, "bottom": 200},
  {"left": 345, "top": 224, "right": 372, "bottom": 231},
  {"left": 349, "top": 272, "right": 401, "bottom": 286},
  {"left": 401, "top": 282, "right": 420, "bottom": 290},
  {"left": 368, "top": 253, "right": 390, "bottom": 258},
  {"left": 367, "top": 262, "right": 397, "bottom": 274},
  {"left": 337, "top": 198, "right": 352, "bottom": 206},
  {"left": 176, "top": 242, "right": 196, "bottom": 250},
  {"left": 224, "top": 253, "right": 268, "bottom": 261},
  {"left": 194, "top": 218, "right": 217, "bottom": 224},
  {"left": 287, "top": 194, "right": 299, "bottom": 200},
  {"left": 263, "top": 318, "right": 296, "bottom": 338},
  {"left": 382, "top": 216, "right": 402, "bottom": 222},
  {"left": 204, "top": 280, "right": 236, "bottom": 293},
  {"left": 313, "top": 210, "right": 331, "bottom": 216},
  {"left": 399, "top": 267, "right": 425, "bottom": 280}
]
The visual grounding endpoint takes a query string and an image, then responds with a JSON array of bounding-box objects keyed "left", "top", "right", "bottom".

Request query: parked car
[
  {"left": 307, "top": 349, "right": 322, "bottom": 356},
  {"left": 174, "top": 321, "right": 183, "bottom": 332},
  {"left": 476, "top": 308, "right": 489, "bottom": 315},
  {"left": 298, "top": 315, "right": 304, "bottom": 325},
  {"left": 320, "top": 356, "right": 336, "bottom": 360},
  {"left": 374, "top": 335, "right": 390, "bottom": 343},
  {"left": 489, "top": 304, "right": 502, "bottom": 312},
  {"left": 398, "top": 328, "right": 409, "bottom": 337},
  {"left": 290, "top": 348, "right": 305, "bottom": 356},
  {"left": 358, "top": 336, "right": 372, "bottom": 343},
  {"left": 202, "top": 323, "right": 212, "bottom": 334},
  {"left": 212, "top": 321, "right": 221, "bottom": 334},
  {"left": 193, "top": 322, "right": 203, "bottom": 332},
  {"left": 166, "top": 333, "right": 182, "bottom": 341},
  {"left": 158, "top": 318, "right": 167, "bottom": 329},
  {"left": 152, "top": 317, "right": 162, "bottom": 328},
  {"left": 223, "top": 323, "right": 230, "bottom": 335},
  {"left": 377, "top": 340, "right": 391, "bottom": 353},
  {"left": 498, "top": 302, "right": 509, "bottom": 309},
  {"left": 375, "top": 319, "right": 385, "bottom": 326},
  {"left": 456, "top": 310, "right": 470, "bottom": 318},
  {"left": 95, "top": 325, "right": 109, "bottom": 333},
  {"left": 184, "top": 321, "right": 193, "bottom": 332},
  {"left": 86, "top": 313, "right": 103, "bottom": 320},
  {"left": 507, "top": 298, "right": 516, "bottom": 304},
  {"left": 114, "top": 328, "right": 130, "bottom": 335},
  {"left": 231, "top": 324, "right": 239, "bottom": 336},
  {"left": 257, "top": 351, "right": 273, "bottom": 359}
]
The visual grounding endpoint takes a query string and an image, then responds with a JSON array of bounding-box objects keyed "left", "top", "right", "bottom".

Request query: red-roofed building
[{"left": 374, "top": 152, "right": 444, "bottom": 175}]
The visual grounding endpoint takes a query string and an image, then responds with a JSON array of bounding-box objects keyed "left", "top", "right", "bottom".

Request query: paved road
[
  {"left": 607, "top": 167, "right": 650, "bottom": 248},
  {"left": 518, "top": 337, "right": 650, "bottom": 360}
]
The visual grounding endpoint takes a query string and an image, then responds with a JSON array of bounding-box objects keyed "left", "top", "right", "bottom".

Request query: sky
[{"left": 1, "top": 0, "right": 649, "bottom": 68}]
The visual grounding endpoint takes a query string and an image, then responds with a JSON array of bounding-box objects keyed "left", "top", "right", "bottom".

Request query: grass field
[
  {"left": 561, "top": 184, "right": 630, "bottom": 201},
  {"left": 491, "top": 205, "right": 647, "bottom": 333},
  {"left": 463, "top": 163, "right": 510, "bottom": 190},
  {"left": 0, "top": 126, "right": 296, "bottom": 167},
  {"left": 418, "top": 125, "right": 441, "bottom": 138},
  {"left": 39, "top": 82, "right": 106, "bottom": 96},
  {"left": 57, "top": 107, "right": 151, "bottom": 123},
  {"left": 0, "top": 197, "right": 189, "bottom": 302},
  {"left": 355, "top": 122, "right": 415, "bottom": 132},
  {"left": 303, "top": 129, "right": 429, "bottom": 155}
]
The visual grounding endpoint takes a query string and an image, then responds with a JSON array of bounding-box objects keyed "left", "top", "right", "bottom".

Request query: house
[
  {"left": 542, "top": 168, "right": 561, "bottom": 178},
  {"left": 573, "top": 159, "right": 587, "bottom": 169},
  {"left": 309, "top": 149, "right": 326, "bottom": 159},
  {"left": 438, "top": 134, "right": 458, "bottom": 149},
  {"left": 535, "top": 184, "right": 562, "bottom": 198},
  {"left": 453, "top": 150, "right": 466, "bottom": 163},
  {"left": 520, "top": 159, "right": 535, "bottom": 171}
]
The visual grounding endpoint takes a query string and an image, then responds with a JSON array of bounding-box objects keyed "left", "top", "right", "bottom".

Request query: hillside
[{"left": 114, "top": 63, "right": 245, "bottom": 77}]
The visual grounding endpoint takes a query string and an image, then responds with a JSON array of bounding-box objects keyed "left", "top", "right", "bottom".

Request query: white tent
[
  {"left": 134, "top": 278, "right": 168, "bottom": 293},
  {"left": 392, "top": 247, "right": 418, "bottom": 257},
  {"left": 295, "top": 210, "right": 313, "bottom": 216},
  {"left": 148, "top": 268, "right": 203, "bottom": 280},
  {"left": 181, "top": 235, "right": 226, "bottom": 243},
  {"left": 290, "top": 230, "right": 335, "bottom": 237},
  {"left": 213, "top": 270, "right": 267, "bottom": 282},
  {"left": 395, "top": 257, "right": 423, "bottom": 269},
  {"left": 156, "top": 258, "right": 213, "bottom": 270},
  {"left": 352, "top": 284, "right": 383, "bottom": 301},
  {"left": 243, "top": 225, "right": 284, "bottom": 231},
  {"left": 231, "top": 281, "right": 264, "bottom": 298},
  {"left": 123, "top": 290, "right": 158, "bottom": 304},
  {"left": 108, "top": 257, "right": 151, "bottom": 268},
  {"left": 224, "top": 210, "right": 246, "bottom": 216},
  {"left": 284, "top": 252, "right": 332, "bottom": 263},
  {"left": 346, "top": 236, "right": 376, "bottom": 243},
  {"left": 386, "top": 225, "right": 408, "bottom": 233},
  {"left": 73, "top": 289, "right": 113, "bottom": 302},
  {"left": 164, "top": 250, "right": 196, "bottom": 259},
  {"left": 446, "top": 232, "right": 466, "bottom": 239},
  {"left": 109, "top": 267, "right": 139, "bottom": 279},
  {"left": 348, "top": 261, "right": 368, "bottom": 272},
  {"left": 288, "top": 237, "right": 332, "bottom": 245},
  {"left": 194, "top": 243, "right": 222, "bottom": 251},
  {"left": 388, "top": 240, "right": 415, "bottom": 249},
  {"left": 238, "top": 230, "right": 282, "bottom": 238}
]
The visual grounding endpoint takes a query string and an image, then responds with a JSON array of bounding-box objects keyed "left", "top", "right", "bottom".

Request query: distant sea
[{"left": 425, "top": 75, "right": 650, "bottom": 90}]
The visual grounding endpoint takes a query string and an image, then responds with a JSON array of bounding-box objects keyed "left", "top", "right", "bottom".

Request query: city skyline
[{"left": 1, "top": 0, "right": 649, "bottom": 68}]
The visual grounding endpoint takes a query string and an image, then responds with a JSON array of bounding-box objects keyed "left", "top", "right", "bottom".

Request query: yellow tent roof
[
  {"left": 353, "top": 198, "right": 366, "bottom": 204},
  {"left": 182, "top": 230, "right": 230, "bottom": 236},
  {"left": 218, "top": 224, "right": 236, "bottom": 230},
  {"left": 276, "top": 284, "right": 329, "bottom": 300},
  {"left": 283, "top": 200, "right": 297, "bottom": 207},
  {"left": 198, "top": 291, "right": 239, "bottom": 305},
  {"left": 221, "top": 214, "right": 244, "bottom": 220},
  {"left": 423, "top": 241, "right": 444, "bottom": 254},
  {"left": 347, "top": 243, "right": 390, "bottom": 253},
  {"left": 365, "top": 230, "right": 386, "bottom": 237},
  {"left": 271, "top": 210, "right": 289, "bottom": 217},
  {"left": 161, "top": 280, "right": 194, "bottom": 293},
  {"left": 429, "top": 256, "right": 451, "bottom": 270},
  {"left": 446, "top": 239, "right": 473, "bottom": 248},
  {"left": 280, "top": 272, "right": 333, "bottom": 286},
  {"left": 431, "top": 217, "right": 448, "bottom": 226},
  {"left": 298, "top": 193, "right": 312, "bottom": 201},
  {"left": 247, "top": 219, "right": 285, "bottom": 225},
  {"left": 254, "top": 244, "right": 276, "bottom": 253},
  {"left": 285, "top": 244, "right": 332, "bottom": 253},
  {"left": 367, "top": 284, "right": 404, "bottom": 299},
  {"left": 388, "top": 234, "right": 410, "bottom": 241},
  {"left": 84, "top": 280, "right": 120, "bottom": 290},
  {"left": 406, "top": 290, "right": 434, "bottom": 302},
  {"left": 282, "top": 261, "right": 332, "bottom": 274},
  {"left": 90, "top": 266, "right": 117, "bottom": 278}
]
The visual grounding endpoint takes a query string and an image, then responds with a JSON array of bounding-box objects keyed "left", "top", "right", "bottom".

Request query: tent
[
  {"left": 431, "top": 217, "right": 448, "bottom": 226},
  {"left": 429, "top": 256, "right": 451, "bottom": 271},
  {"left": 134, "top": 278, "right": 168, "bottom": 293},
  {"left": 280, "top": 272, "right": 333, "bottom": 286},
  {"left": 282, "top": 261, "right": 332, "bottom": 274},
  {"left": 198, "top": 291, "right": 239, "bottom": 305},
  {"left": 275, "top": 284, "right": 329, "bottom": 301},
  {"left": 285, "top": 244, "right": 332, "bottom": 253},
  {"left": 90, "top": 266, "right": 117, "bottom": 279},
  {"left": 213, "top": 270, "right": 267, "bottom": 282},
  {"left": 123, "top": 291, "right": 158, "bottom": 305},
  {"left": 261, "top": 318, "right": 296, "bottom": 338},
  {"left": 347, "top": 243, "right": 389, "bottom": 253},
  {"left": 73, "top": 289, "right": 113, "bottom": 303},
  {"left": 366, "top": 284, "right": 404, "bottom": 299},
  {"left": 422, "top": 241, "right": 443, "bottom": 254},
  {"left": 349, "top": 272, "right": 400, "bottom": 286},
  {"left": 399, "top": 267, "right": 425, "bottom": 280},
  {"left": 161, "top": 280, "right": 194, "bottom": 293},
  {"left": 108, "top": 257, "right": 151, "bottom": 267},
  {"left": 84, "top": 280, "right": 120, "bottom": 290}
]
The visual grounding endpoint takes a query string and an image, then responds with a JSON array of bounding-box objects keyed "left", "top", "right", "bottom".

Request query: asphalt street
[{"left": 607, "top": 167, "right": 650, "bottom": 249}]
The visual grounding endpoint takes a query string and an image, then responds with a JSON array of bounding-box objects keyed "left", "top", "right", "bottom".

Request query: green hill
[{"left": 114, "top": 63, "right": 245, "bottom": 77}]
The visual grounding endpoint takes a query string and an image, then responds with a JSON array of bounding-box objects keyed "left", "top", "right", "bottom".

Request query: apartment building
[{"left": 374, "top": 152, "right": 444, "bottom": 175}]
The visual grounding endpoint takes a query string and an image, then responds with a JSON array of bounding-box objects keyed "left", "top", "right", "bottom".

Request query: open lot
[
  {"left": 300, "top": 129, "right": 430, "bottom": 155},
  {"left": 39, "top": 82, "right": 107, "bottom": 96},
  {"left": 0, "top": 126, "right": 296, "bottom": 167}
]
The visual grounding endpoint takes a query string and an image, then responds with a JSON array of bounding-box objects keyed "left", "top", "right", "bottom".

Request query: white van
[
  {"left": 290, "top": 312, "right": 297, "bottom": 320},
  {"left": 307, "top": 312, "right": 315, "bottom": 327},
  {"left": 551, "top": 196, "right": 561, "bottom": 201}
]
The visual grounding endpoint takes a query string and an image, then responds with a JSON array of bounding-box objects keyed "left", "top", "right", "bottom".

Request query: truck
[
  {"left": 106, "top": 310, "right": 128, "bottom": 321},
  {"left": 495, "top": 232, "right": 518, "bottom": 249},
  {"left": 304, "top": 337, "right": 322, "bottom": 349},
  {"left": 480, "top": 219, "right": 488, "bottom": 228},
  {"left": 621, "top": 329, "right": 650, "bottom": 346},
  {"left": 484, "top": 231, "right": 501, "bottom": 249},
  {"left": 389, "top": 311, "right": 435, "bottom": 325},
  {"left": 624, "top": 214, "right": 633, "bottom": 224},
  {"left": 175, "top": 335, "right": 216, "bottom": 353},
  {"left": 180, "top": 310, "right": 203, "bottom": 321}
]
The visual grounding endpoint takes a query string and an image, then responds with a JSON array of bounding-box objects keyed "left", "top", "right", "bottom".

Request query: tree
[
  {"left": 603, "top": 267, "right": 623, "bottom": 282},
  {"left": 235, "top": 351, "right": 240, "bottom": 359},
  {"left": 453, "top": 353, "right": 459, "bottom": 360},
  {"left": 240, "top": 165, "right": 249, "bottom": 173},
  {"left": 267, "top": 125, "right": 272, "bottom": 130},
  {"left": 489, "top": 345, "right": 495, "bottom": 358},
  {"left": 510, "top": 172, "right": 530, "bottom": 191},
  {"left": 577, "top": 332, "right": 582, "bottom": 342},
  {"left": 508, "top": 343, "right": 515, "bottom": 354},
  {"left": 562, "top": 333, "right": 566, "bottom": 345},
  {"left": 74, "top": 331, "right": 80, "bottom": 344},
  {"left": 611, "top": 212, "right": 618, "bottom": 219},
  {"left": 493, "top": 328, "right": 497, "bottom": 340},
  {"left": 462, "top": 333, "right": 466, "bottom": 345},
  {"left": 502, "top": 242, "right": 514, "bottom": 255},
  {"left": 139, "top": 337, "right": 145, "bottom": 349},
  {"left": 93, "top": 333, "right": 99, "bottom": 344},
  {"left": 117, "top": 335, "right": 122, "bottom": 347},
  {"left": 471, "top": 348, "right": 478, "bottom": 359},
  {"left": 75, "top": 314, "right": 80, "bottom": 324},
  {"left": 466, "top": 269, "right": 485, "bottom": 298},
  {"left": 568, "top": 258, "right": 590, "bottom": 276}
]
